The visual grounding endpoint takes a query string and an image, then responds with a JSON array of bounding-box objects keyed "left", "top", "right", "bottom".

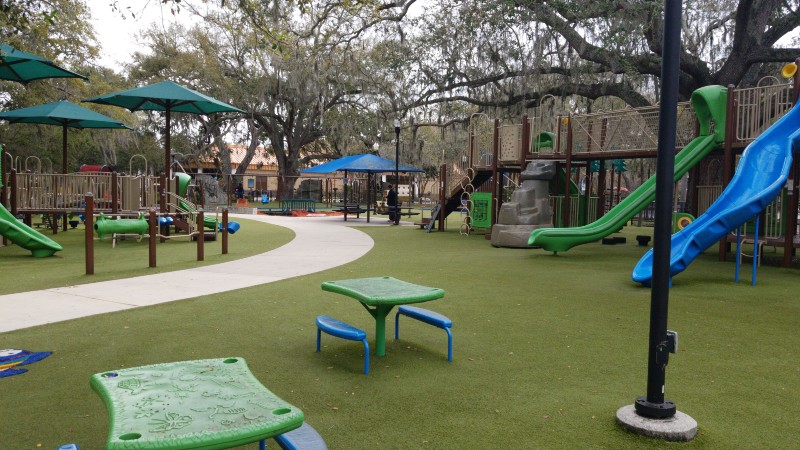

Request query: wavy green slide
[
  {"left": 0, "top": 204, "right": 63, "bottom": 257},
  {"left": 528, "top": 85, "right": 728, "bottom": 252},
  {"left": 0, "top": 144, "right": 62, "bottom": 257}
]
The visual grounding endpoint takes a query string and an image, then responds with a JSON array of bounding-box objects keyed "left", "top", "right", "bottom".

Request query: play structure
[
  {"left": 1, "top": 147, "right": 241, "bottom": 259},
  {"left": 429, "top": 62, "right": 799, "bottom": 273},
  {"left": 528, "top": 85, "right": 726, "bottom": 252},
  {"left": 90, "top": 172, "right": 240, "bottom": 244},
  {"left": 0, "top": 145, "right": 63, "bottom": 257},
  {"left": 632, "top": 95, "right": 800, "bottom": 284}
]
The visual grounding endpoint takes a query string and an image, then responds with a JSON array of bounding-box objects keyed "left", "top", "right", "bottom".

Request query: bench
[
  {"left": 315, "top": 315, "right": 370, "bottom": 375},
  {"left": 394, "top": 306, "right": 453, "bottom": 361},
  {"left": 270, "top": 422, "right": 328, "bottom": 450},
  {"left": 336, "top": 206, "right": 367, "bottom": 216}
]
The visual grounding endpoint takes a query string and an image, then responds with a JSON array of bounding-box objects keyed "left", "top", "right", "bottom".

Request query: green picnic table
[
  {"left": 321, "top": 276, "right": 446, "bottom": 356},
  {"left": 90, "top": 357, "right": 304, "bottom": 450}
]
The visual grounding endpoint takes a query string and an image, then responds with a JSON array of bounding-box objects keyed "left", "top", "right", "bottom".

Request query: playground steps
[{"left": 440, "top": 170, "right": 492, "bottom": 221}]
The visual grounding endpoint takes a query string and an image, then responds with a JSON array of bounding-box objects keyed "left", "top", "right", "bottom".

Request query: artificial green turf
[
  {"left": 0, "top": 217, "right": 293, "bottom": 295},
  {"left": 0, "top": 222, "right": 798, "bottom": 449}
]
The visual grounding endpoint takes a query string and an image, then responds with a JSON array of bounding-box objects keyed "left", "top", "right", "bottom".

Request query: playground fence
[{"left": 734, "top": 78, "right": 794, "bottom": 143}]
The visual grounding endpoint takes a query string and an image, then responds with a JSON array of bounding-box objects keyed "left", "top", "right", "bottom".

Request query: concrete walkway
[{"left": 0, "top": 214, "right": 402, "bottom": 333}]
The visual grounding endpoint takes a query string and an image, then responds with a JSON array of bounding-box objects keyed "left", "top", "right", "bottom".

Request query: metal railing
[{"left": 734, "top": 78, "right": 794, "bottom": 143}]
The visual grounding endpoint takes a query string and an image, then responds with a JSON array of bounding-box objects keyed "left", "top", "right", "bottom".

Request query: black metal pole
[
  {"left": 635, "top": 0, "right": 682, "bottom": 419},
  {"left": 394, "top": 120, "right": 400, "bottom": 225}
]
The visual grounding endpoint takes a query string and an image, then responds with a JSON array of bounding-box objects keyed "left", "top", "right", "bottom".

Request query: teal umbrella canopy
[
  {"left": 0, "top": 100, "right": 129, "bottom": 129},
  {"left": 84, "top": 80, "right": 244, "bottom": 174},
  {"left": 0, "top": 100, "right": 129, "bottom": 173},
  {"left": 83, "top": 80, "right": 245, "bottom": 115},
  {"left": 0, "top": 43, "right": 87, "bottom": 83}
]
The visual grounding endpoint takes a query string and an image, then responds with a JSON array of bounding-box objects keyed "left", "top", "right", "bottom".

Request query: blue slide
[{"left": 632, "top": 103, "right": 800, "bottom": 284}]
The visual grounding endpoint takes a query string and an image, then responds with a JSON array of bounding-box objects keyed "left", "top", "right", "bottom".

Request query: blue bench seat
[
  {"left": 394, "top": 305, "right": 453, "bottom": 361},
  {"left": 271, "top": 422, "right": 328, "bottom": 450},
  {"left": 315, "top": 315, "right": 370, "bottom": 375}
]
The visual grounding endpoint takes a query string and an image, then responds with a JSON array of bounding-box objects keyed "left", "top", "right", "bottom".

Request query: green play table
[
  {"left": 321, "top": 276, "right": 445, "bottom": 356},
  {"left": 90, "top": 357, "right": 303, "bottom": 450}
]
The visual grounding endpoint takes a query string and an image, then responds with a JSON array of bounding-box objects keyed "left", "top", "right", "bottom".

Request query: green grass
[
  {"left": 0, "top": 217, "right": 294, "bottom": 294},
  {"left": 1, "top": 223, "right": 798, "bottom": 449}
]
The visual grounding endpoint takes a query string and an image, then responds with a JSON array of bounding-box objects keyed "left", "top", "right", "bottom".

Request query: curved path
[{"left": 0, "top": 214, "right": 391, "bottom": 333}]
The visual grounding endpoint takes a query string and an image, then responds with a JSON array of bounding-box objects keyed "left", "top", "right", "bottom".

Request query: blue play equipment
[
  {"left": 395, "top": 305, "right": 453, "bottom": 361},
  {"left": 272, "top": 422, "right": 328, "bottom": 450},
  {"left": 315, "top": 315, "right": 370, "bottom": 375},
  {"left": 219, "top": 221, "right": 241, "bottom": 234},
  {"left": 632, "top": 102, "right": 800, "bottom": 284}
]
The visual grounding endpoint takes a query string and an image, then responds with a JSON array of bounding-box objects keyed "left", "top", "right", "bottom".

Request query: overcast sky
[{"left": 88, "top": 1, "right": 199, "bottom": 68}]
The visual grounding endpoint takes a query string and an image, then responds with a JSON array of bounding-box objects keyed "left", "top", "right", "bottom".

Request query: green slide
[
  {"left": 178, "top": 198, "right": 217, "bottom": 230},
  {"left": 529, "top": 85, "right": 727, "bottom": 252},
  {"left": 0, "top": 143, "right": 62, "bottom": 257},
  {"left": 174, "top": 172, "right": 216, "bottom": 229},
  {"left": 0, "top": 203, "right": 63, "bottom": 257}
]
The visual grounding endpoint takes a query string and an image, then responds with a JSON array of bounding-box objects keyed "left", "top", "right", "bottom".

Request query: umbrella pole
[
  {"left": 62, "top": 125, "right": 67, "bottom": 174},
  {"left": 61, "top": 125, "right": 68, "bottom": 231},
  {"left": 165, "top": 106, "right": 171, "bottom": 178}
]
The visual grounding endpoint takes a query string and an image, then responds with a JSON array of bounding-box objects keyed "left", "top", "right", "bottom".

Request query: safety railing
[
  {"left": 561, "top": 101, "right": 696, "bottom": 154},
  {"left": 734, "top": 78, "right": 794, "bottom": 143}
]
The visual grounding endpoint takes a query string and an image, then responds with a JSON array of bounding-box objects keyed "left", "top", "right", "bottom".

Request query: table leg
[{"left": 373, "top": 305, "right": 394, "bottom": 357}]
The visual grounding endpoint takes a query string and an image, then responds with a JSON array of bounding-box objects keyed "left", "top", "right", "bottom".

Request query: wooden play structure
[{"left": 432, "top": 59, "right": 800, "bottom": 267}]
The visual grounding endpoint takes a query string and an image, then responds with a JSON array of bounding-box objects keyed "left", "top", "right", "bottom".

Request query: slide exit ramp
[
  {"left": 632, "top": 101, "right": 800, "bottom": 284},
  {"left": 0, "top": 143, "right": 63, "bottom": 257},
  {"left": 528, "top": 85, "right": 728, "bottom": 252}
]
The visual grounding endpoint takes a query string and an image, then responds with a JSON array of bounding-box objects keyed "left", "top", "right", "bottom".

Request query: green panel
[
  {"left": 90, "top": 357, "right": 303, "bottom": 450},
  {"left": 321, "top": 276, "right": 445, "bottom": 306},
  {"left": 470, "top": 192, "right": 492, "bottom": 228}
]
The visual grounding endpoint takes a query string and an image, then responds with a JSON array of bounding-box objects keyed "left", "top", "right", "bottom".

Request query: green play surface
[{"left": 90, "top": 357, "right": 303, "bottom": 450}]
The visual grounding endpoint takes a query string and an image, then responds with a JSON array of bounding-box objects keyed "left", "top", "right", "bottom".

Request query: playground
[{"left": 0, "top": 213, "right": 797, "bottom": 448}]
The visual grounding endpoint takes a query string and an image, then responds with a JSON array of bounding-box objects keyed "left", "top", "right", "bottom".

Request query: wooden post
[
  {"left": 520, "top": 115, "right": 530, "bottom": 167},
  {"left": 85, "top": 193, "right": 94, "bottom": 275},
  {"left": 148, "top": 209, "right": 157, "bottom": 267},
  {"left": 222, "top": 208, "right": 229, "bottom": 254},
  {"left": 784, "top": 61, "right": 800, "bottom": 267},
  {"left": 597, "top": 160, "right": 607, "bottom": 219},
  {"left": 563, "top": 115, "right": 573, "bottom": 227},
  {"left": 719, "top": 84, "right": 736, "bottom": 262},
  {"left": 197, "top": 208, "right": 205, "bottom": 261},
  {"left": 10, "top": 169, "right": 17, "bottom": 215},
  {"left": 111, "top": 171, "right": 119, "bottom": 214},
  {"left": 491, "top": 118, "right": 500, "bottom": 226},
  {"left": 160, "top": 173, "right": 168, "bottom": 242},
  {"left": 438, "top": 164, "right": 447, "bottom": 232}
]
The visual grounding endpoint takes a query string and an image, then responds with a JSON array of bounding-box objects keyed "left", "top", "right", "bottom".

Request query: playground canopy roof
[
  {"left": 0, "top": 43, "right": 87, "bottom": 83},
  {"left": 0, "top": 100, "right": 129, "bottom": 173},
  {"left": 84, "top": 80, "right": 244, "bottom": 176},
  {"left": 300, "top": 154, "right": 424, "bottom": 174}
]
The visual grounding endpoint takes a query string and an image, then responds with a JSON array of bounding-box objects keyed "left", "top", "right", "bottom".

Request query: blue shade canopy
[
  {"left": 0, "top": 43, "right": 87, "bottom": 83},
  {"left": 301, "top": 154, "right": 424, "bottom": 174}
]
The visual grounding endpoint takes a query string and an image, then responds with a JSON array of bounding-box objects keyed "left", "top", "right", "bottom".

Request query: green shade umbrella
[
  {"left": 0, "top": 100, "right": 129, "bottom": 173},
  {"left": 0, "top": 43, "right": 87, "bottom": 83},
  {"left": 83, "top": 80, "right": 244, "bottom": 175}
]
